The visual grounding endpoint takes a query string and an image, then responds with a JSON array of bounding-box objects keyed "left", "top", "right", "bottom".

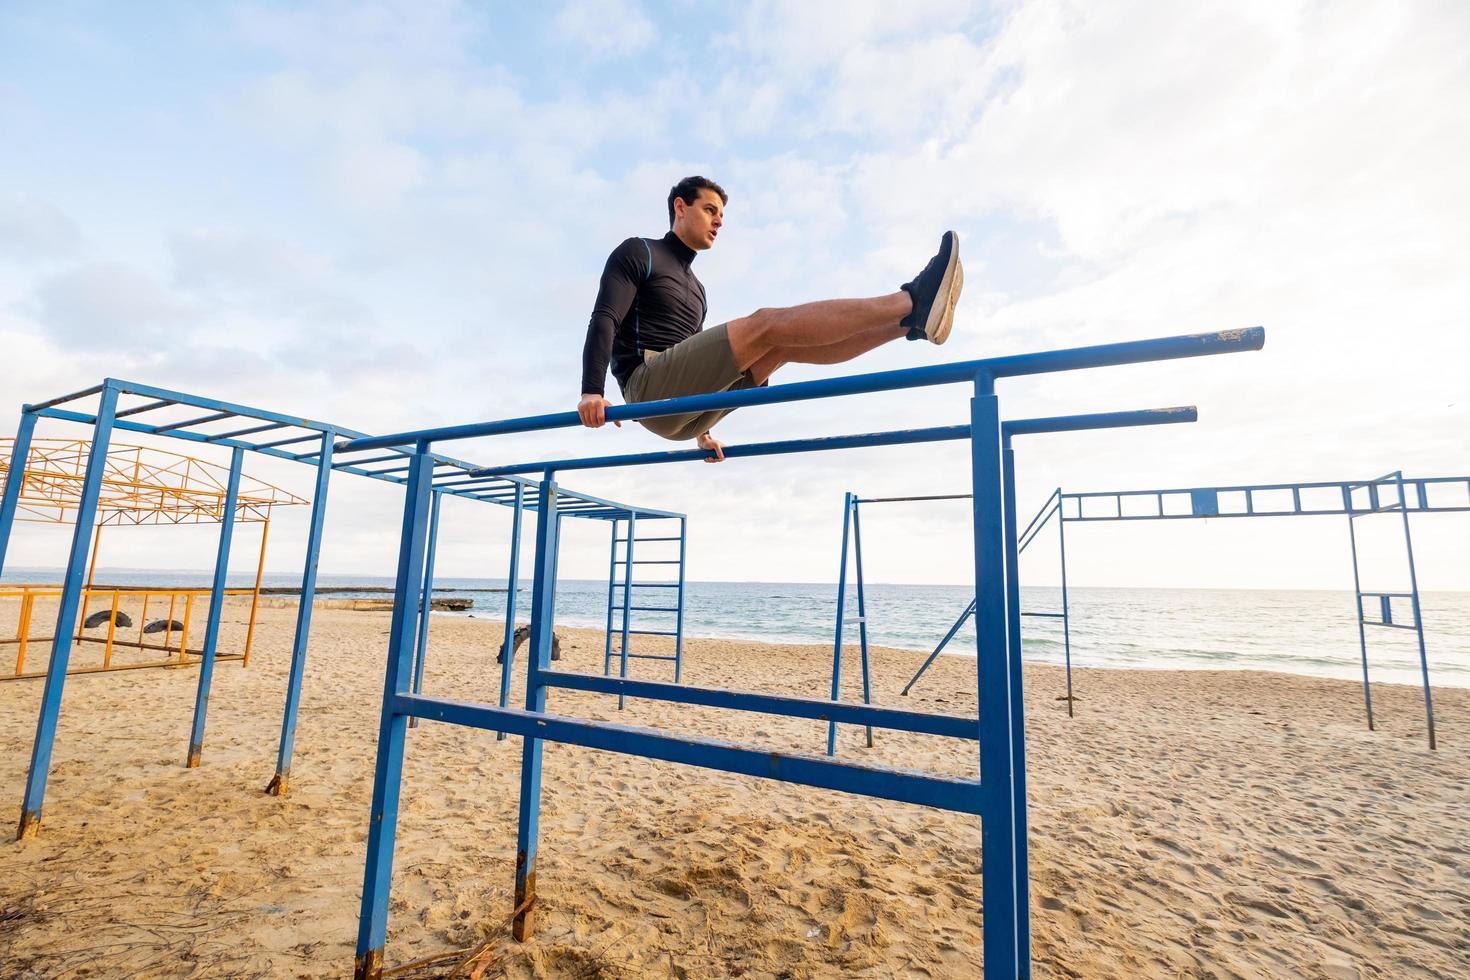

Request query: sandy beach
[{"left": 1, "top": 598, "right": 1466, "bottom": 978}]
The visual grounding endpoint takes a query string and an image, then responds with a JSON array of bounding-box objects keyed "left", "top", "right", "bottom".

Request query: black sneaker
[{"left": 900, "top": 230, "right": 963, "bottom": 343}]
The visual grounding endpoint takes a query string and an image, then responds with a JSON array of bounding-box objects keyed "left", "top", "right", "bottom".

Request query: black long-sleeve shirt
[{"left": 580, "top": 231, "right": 708, "bottom": 396}]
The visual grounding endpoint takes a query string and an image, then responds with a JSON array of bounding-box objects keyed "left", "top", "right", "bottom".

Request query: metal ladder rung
[
  {"left": 618, "top": 629, "right": 678, "bottom": 636},
  {"left": 624, "top": 653, "right": 678, "bottom": 661},
  {"left": 614, "top": 536, "right": 682, "bottom": 543},
  {"left": 613, "top": 559, "right": 682, "bottom": 565},
  {"left": 1021, "top": 611, "right": 1065, "bottom": 618},
  {"left": 611, "top": 582, "right": 680, "bottom": 588},
  {"left": 627, "top": 606, "right": 679, "bottom": 612}
]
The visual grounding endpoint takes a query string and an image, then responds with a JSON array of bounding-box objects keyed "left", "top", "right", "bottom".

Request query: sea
[{"left": 8, "top": 568, "right": 1467, "bottom": 689}]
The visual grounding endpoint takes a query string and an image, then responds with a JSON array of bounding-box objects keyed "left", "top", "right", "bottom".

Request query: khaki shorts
[{"left": 622, "top": 323, "right": 761, "bottom": 441}]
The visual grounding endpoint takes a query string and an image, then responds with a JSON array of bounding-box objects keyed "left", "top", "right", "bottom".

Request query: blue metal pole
[
  {"left": 1396, "top": 474, "right": 1436, "bottom": 750},
  {"left": 267, "top": 431, "right": 334, "bottom": 796},
  {"left": 971, "top": 374, "right": 1020, "bottom": 978},
  {"left": 408, "top": 490, "right": 443, "bottom": 730},
  {"left": 1058, "top": 491, "right": 1074, "bottom": 718},
  {"left": 617, "top": 512, "right": 636, "bottom": 709},
  {"left": 827, "top": 492, "right": 854, "bottom": 755},
  {"left": 1345, "top": 512, "right": 1375, "bottom": 731},
  {"left": 852, "top": 497, "right": 873, "bottom": 748},
  {"left": 17, "top": 384, "right": 117, "bottom": 840},
  {"left": 674, "top": 516, "right": 687, "bottom": 684},
  {"left": 603, "top": 518, "right": 618, "bottom": 675},
  {"left": 1002, "top": 441, "right": 1032, "bottom": 974},
  {"left": 186, "top": 445, "right": 244, "bottom": 768},
  {"left": 513, "top": 475, "right": 562, "bottom": 942},
  {"left": 354, "top": 448, "right": 434, "bottom": 980},
  {"left": 0, "top": 411, "right": 38, "bottom": 580},
  {"left": 900, "top": 599, "right": 975, "bottom": 696},
  {"left": 496, "top": 482, "right": 524, "bottom": 741}
]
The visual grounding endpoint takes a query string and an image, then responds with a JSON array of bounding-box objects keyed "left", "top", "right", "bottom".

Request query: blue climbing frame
[
  {"left": 907, "top": 470, "right": 1469, "bottom": 749},
  {"left": 339, "top": 326, "right": 1265, "bottom": 980},
  {"left": 829, "top": 406, "right": 1200, "bottom": 749},
  {"left": 0, "top": 379, "right": 682, "bottom": 837}
]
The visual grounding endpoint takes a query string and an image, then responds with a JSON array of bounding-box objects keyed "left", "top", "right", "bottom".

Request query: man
[{"left": 579, "top": 176, "right": 963, "bottom": 459}]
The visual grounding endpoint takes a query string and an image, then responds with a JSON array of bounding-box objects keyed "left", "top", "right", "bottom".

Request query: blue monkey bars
[
  {"left": 1, "top": 379, "right": 683, "bottom": 837},
  {"left": 338, "top": 326, "right": 1264, "bottom": 980},
  {"left": 828, "top": 406, "right": 1200, "bottom": 752},
  {"left": 902, "top": 471, "right": 1469, "bottom": 750}
]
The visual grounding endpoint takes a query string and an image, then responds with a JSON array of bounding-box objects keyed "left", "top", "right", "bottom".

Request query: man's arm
[
  {"left": 697, "top": 430, "right": 726, "bottom": 462},
  {"left": 579, "top": 238, "right": 645, "bottom": 427}
]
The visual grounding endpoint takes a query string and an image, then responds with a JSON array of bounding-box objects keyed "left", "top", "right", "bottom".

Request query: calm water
[{"left": 5, "top": 569, "right": 1467, "bottom": 688}]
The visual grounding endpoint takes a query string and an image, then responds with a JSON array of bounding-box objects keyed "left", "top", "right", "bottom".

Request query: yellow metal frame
[{"left": 0, "top": 438, "right": 301, "bottom": 681}]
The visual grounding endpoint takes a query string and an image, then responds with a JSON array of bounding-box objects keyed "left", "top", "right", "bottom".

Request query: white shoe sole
[{"left": 925, "top": 232, "right": 962, "bottom": 345}]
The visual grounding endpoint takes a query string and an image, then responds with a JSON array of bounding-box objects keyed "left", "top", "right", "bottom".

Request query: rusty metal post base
[
  {"left": 264, "top": 770, "right": 289, "bottom": 796},
  {"left": 185, "top": 743, "right": 202, "bottom": 768},
  {"left": 16, "top": 809, "right": 40, "bottom": 841},
  {"left": 353, "top": 948, "right": 383, "bottom": 980},
  {"left": 512, "top": 873, "right": 536, "bottom": 941}
]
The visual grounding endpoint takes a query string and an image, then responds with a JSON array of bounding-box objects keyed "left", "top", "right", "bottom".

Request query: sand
[{"left": 1, "top": 598, "right": 1466, "bottom": 978}]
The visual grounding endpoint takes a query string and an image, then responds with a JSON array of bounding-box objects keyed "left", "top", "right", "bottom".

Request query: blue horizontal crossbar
[
  {"left": 1020, "top": 612, "right": 1065, "bottom": 618},
  {"left": 537, "top": 670, "right": 979, "bottom": 740},
  {"left": 1003, "top": 406, "right": 1197, "bottom": 437},
  {"left": 394, "top": 693, "right": 983, "bottom": 812},
  {"left": 340, "top": 327, "right": 1264, "bottom": 453}
]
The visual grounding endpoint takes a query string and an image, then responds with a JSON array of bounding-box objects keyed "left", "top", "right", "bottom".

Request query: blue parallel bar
[
  {"left": 267, "top": 431, "right": 335, "bottom": 795},
  {"left": 474, "top": 426, "right": 970, "bottom": 476},
  {"left": 0, "top": 411, "right": 38, "bottom": 579},
  {"left": 1001, "top": 438, "right": 1032, "bottom": 973},
  {"left": 1346, "top": 514, "right": 1376, "bottom": 732},
  {"left": 186, "top": 445, "right": 244, "bottom": 768},
  {"left": 340, "top": 328, "right": 1264, "bottom": 453},
  {"left": 1021, "top": 612, "right": 1066, "bottom": 618},
  {"left": 397, "top": 693, "right": 985, "bottom": 813},
  {"left": 513, "top": 476, "right": 561, "bottom": 941},
  {"left": 17, "top": 384, "right": 117, "bottom": 840},
  {"left": 208, "top": 420, "right": 289, "bottom": 441},
  {"left": 1395, "top": 473, "right": 1436, "bottom": 750},
  {"left": 155, "top": 410, "right": 237, "bottom": 434},
  {"left": 354, "top": 449, "right": 435, "bottom": 979},
  {"left": 24, "top": 382, "right": 105, "bottom": 412},
  {"left": 971, "top": 374, "right": 1022, "bottom": 975},
  {"left": 539, "top": 670, "right": 979, "bottom": 740},
  {"left": 408, "top": 491, "right": 443, "bottom": 730},
  {"left": 1002, "top": 406, "right": 1196, "bottom": 436},
  {"left": 496, "top": 483, "right": 524, "bottom": 741},
  {"left": 828, "top": 492, "right": 854, "bottom": 755},
  {"left": 1058, "top": 489, "right": 1075, "bottom": 717},
  {"left": 602, "top": 519, "right": 619, "bottom": 678}
]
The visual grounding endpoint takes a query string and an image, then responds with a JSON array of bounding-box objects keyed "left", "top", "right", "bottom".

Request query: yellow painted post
[
  {"left": 76, "top": 523, "right": 102, "bottom": 641},
  {"left": 138, "top": 592, "right": 150, "bottom": 648},
  {"left": 243, "top": 515, "right": 270, "bottom": 667},
  {"left": 15, "top": 591, "right": 34, "bottom": 675},
  {"left": 165, "top": 593, "right": 178, "bottom": 655},
  {"left": 179, "top": 593, "right": 194, "bottom": 662},
  {"left": 102, "top": 590, "right": 120, "bottom": 668}
]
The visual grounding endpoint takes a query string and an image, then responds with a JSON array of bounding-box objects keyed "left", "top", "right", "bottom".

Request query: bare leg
[
  {"left": 727, "top": 292, "right": 911, "bottom": 373},
  {"left": 746, "top": 321, "right": 908, "bottom": 385}
]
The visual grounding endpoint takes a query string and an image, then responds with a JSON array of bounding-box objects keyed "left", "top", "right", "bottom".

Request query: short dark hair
[{"left": 667, "top": 176, "right": 727, "bottom": 227}]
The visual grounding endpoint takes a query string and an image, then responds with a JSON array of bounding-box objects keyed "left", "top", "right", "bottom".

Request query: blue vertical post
[
  {"left": 513, "top": 475, "right": 561, "bottom": 942},
  {"left": 0, "top": 411, "right": 38, "bottom": 580},
  {"left": 186, "top": 445, "right": 244, "bottom": 768},
  {"left": 1396, "top": 474, "right": 1436, "bottom": 750},
  {"left": 827, "top": 492, "right": 853, "bottom": 755},
  {"left": 1001, "top": 439, "right": 1032, "bottom": 974},
  {"left": 852, "top": 497, "right": 873, "bottom": 748},
  {"left": 1057, "top": 490, "right": 1074, "bottom": 718},
  {"left": 408, "top": 490, "right": 443, "bottom": 729},
  {"left": 354, "top": 448, "right": 434, "bottom": 980},
  {"left": 496, "top": 482, "right": 524, "bottom": 741},
  {"left": 602, "top": 518, "right": 619, "bottom": 674},
  {"left": 617, "top": 511, "right": 636, "bottom": 709},
  {"left": 970, "top": 373, "right": 1020, "bottom": 978},
  {"left": 17, "top": 383, "right": 117, "bottom": 840},
  {"left": 674, "top": 515, "right": 687, "bottom": 683},
  {"left": 1345, "top": 511, "right": 1374, "bottom": 731},
  {"left": 267, "top": 432, "right": 333, "bottom": 796}
]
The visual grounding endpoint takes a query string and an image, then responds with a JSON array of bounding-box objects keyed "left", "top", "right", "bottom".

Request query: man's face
[{"left": 673, "top": 188, "right": 724, "bottom": 250}]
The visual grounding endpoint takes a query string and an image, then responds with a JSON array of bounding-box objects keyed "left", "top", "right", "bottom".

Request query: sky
[{"left": 1, "top": 0, "right": 1467, "bottom": 591}]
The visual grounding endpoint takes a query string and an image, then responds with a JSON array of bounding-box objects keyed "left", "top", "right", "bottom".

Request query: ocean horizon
[{"left": 6, "top": 567, "right": 1467, "bottom": 690}]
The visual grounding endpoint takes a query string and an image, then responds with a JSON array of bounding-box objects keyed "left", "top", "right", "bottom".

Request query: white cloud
[
  {"left": 0, "top": 195, "right": 83, "bottom": 262},
  {"left": 29, "top": 262, "right": 198, "bottom": 347},
  {"left": 553, "top": 0, "right": 654, "bottom": 58}
]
